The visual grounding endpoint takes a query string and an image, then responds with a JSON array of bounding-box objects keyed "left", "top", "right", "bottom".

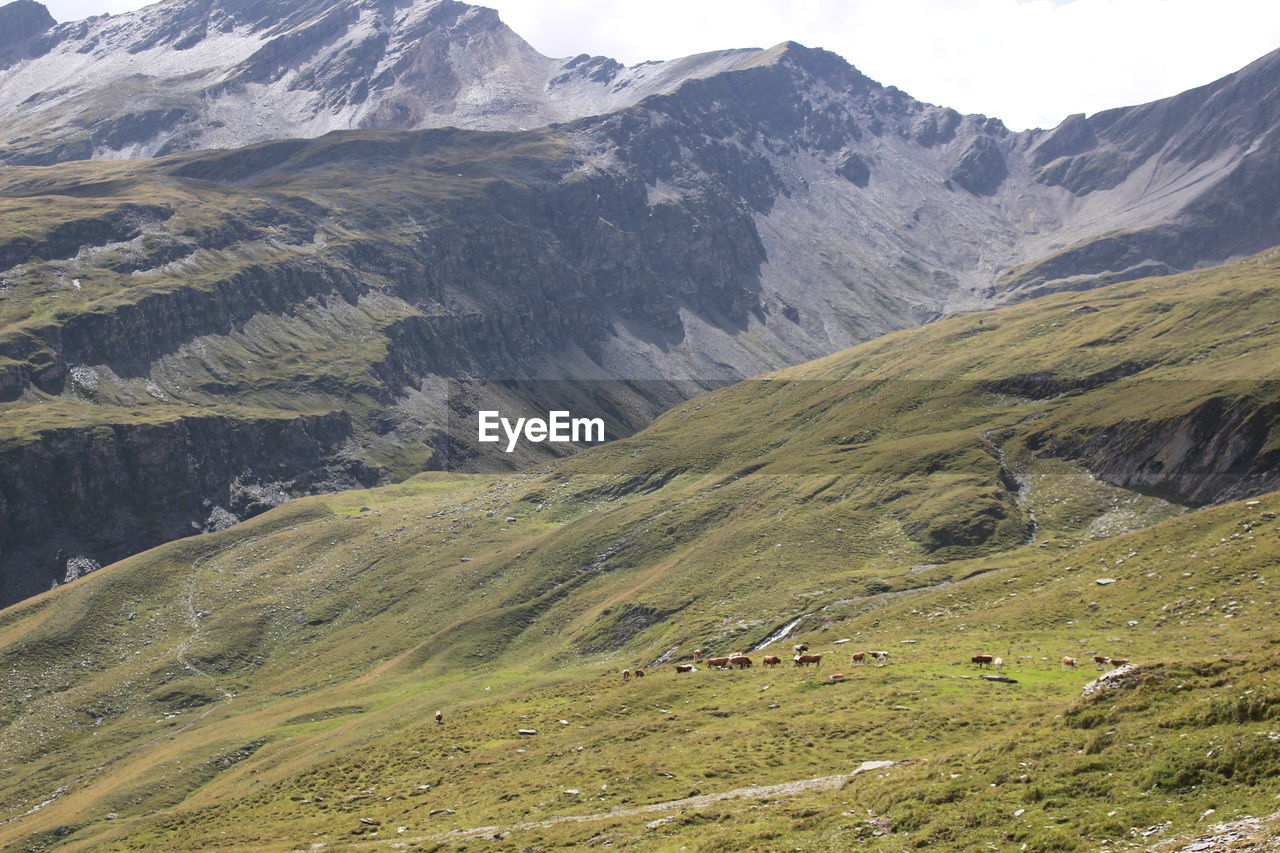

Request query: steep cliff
[
  {"left": 0, "top": 0, "right": 53, "bottom": 67},
  {"left": 0, "top": 409, "right": 376, "bottom": 604}
]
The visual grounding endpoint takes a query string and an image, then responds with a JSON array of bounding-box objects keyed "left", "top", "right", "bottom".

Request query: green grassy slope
[
  {"left": 0, "top": 125, "right": 701, "bottom": 604},
  {"left": 0, "top": 129, "right": 572, "bottom": 441},
  {"left": 1, "top": 251, "right": 1278, "bottom": 851}
]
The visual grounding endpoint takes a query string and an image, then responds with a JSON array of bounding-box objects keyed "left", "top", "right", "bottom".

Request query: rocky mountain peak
[
  {"left": 744, "top": 40, "right": 872, "bottom": 84},
  {"left": 0, "top": 0, "right": 760, "bottom": 163},
  {"left": 0, "top": 0, "right": 53, "bottom": 64}
]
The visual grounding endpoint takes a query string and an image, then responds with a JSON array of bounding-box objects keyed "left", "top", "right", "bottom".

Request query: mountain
[
  {"left": 0, "top": 251, "right": 1277, "bottom": 851},
  {"left": 2, "top": 0, "right": 1280, "bottom": 607},
  {"left": 0, "top": 0, "right": 759, "bottom": 161},
  {"left": 1001, "top": 46, "right": 1280, "bottom": 298}
]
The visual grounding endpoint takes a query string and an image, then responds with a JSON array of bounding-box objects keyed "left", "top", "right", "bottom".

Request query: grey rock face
[
  {"left": 950, "top": 136, "right": 1006, "bottom": 195},
  {"left": 1033, "top": 396, "right": 1280, "bottom": 507},
  {"left": 0, "top": 0, "right": 756, "bottom": 164},
  {"left": 2, "top": 0, "right": 1276, "bottom": 305},
  {"left": 0, "top": 0, "right": 53, "bottom": 66},
  {"left": 61, "top": 556, "right": 101, "bottom": 584},
  {"left": 836, "top": 152, "right": 871, "bottom": 187},
  {"left": 0, "top": 411, "right": 379, "bottom": 607},
  {"left": 999, "top": 47, "right": 1280, "bottom": 294}
]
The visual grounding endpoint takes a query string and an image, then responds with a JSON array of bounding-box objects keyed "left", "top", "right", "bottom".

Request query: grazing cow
[
  {"left": 870, "top": 650, "right": 890, "bottom": 666},
  {"left": 993, "top": 657, "right": 1005, "bottom": 674},
  {"left": 1061, "top": 656, "right": 1078, "bottom": 671},
  {"left": 829, "top": 673, "right": 846, "bottom": 683},
  {"left": 793, "top": 653, "right": 823, "bottom": 667},
  {"left": 761, "top": 655, "right": 782, "bottom": 667},
  {"left": 851, "top": 652, "right": 866, "bottom": 665},
  {"left": 706, "top": 656, "right": 732, "bottom": 670},
  {"left": 434, "top": 710, "right": 443, "bottom": 725},
  {"left": 730, "top": 656, "right": 753, "bottom": 669},
  {"left": 793, "top": 644, "right": 809, "bottom": 654},
  {"left": 972, "top": 654, "right": 995, "bottom": 669},
  {"left": 1107, "top": 658, "right": 1129, "bottom": 668},
  {"left": 1093, "top": 655, "right": 1109, "bottom": 669},
  {"left": 633, "top": 668, "right": 645, "bottom": 678},
  {"left": 693, "top": 649, "right": 704, "bottom": 661},
  {"left": 675, "top": 664, "right": 696, "bottom": 673},
  {"left": 621, "top": 669, "right": 631, "bottom": 681}
]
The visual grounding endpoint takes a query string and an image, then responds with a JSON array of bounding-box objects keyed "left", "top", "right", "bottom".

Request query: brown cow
[
  {"left": 675, "top": 664, "right": 696, "bottom": 673},
  {"left": 851, "top": 652, "right": 866, "bottom": 665},
  {"left": 972, "top": 654, "right": 994, "bottom": 669},
  {"left": 633, "top": 668, "right": 646, "bottom": 678},
  {"left": 793, "top": 653, "right": 823, "bottom": 667},
  {"left": 793, "top": 644, "right": 809, "bottom": 654},
  {"left": 621, "top": 669, "right": 631, "bottom": 681},
  {"left": 1106, "top": 658, "right": 1130, "bottom": 667},
  {"left": 1092, "top": 655, "right": 1109, "bottom": 669},
  {"left": 1061, "top": 656, "right": 1078, "bottom": 671},
  {"left": 693, "top": 649, "right": 704, "bottom": 661},
  {"left": 706, "top": 656, "right": 732, "bottom": 669},
  {"left": 761, "top": 655, "right": 782, "bottom": 667},
  {"left": 434, "top": 710, "right": 443, "bottom": 725},
  {"left": 730, "top": 655, "right": 753, "bottom": 669},
  {"left": 829, "top": 673, "right": 845, "bottom": 683},
  {"left": 870, "top": 650, "right": 890, "bottom": 666}
]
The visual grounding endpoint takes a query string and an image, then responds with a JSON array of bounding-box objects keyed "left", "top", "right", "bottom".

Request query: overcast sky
[{"left": 40, "top": 0, "right": 1280, "bottom": 130}]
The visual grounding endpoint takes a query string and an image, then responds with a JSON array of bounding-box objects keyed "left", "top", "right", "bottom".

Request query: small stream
[
  {"left": 753, "top": 613, "right": 810, "bottom": 650},
  {"left": 980, "top": 429, "right": 1038, "bottom": 545}
]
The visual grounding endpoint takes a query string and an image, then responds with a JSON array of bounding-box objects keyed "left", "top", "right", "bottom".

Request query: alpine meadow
[{"left": 1, "top": 1, "right": 1279, "bottom": 851}]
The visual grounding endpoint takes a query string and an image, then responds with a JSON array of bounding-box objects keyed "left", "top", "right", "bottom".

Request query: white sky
[{"left": 39, "top": 0, "right": 1280, "bottom": 130}]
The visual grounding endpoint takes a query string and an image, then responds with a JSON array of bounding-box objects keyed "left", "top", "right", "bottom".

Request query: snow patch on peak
[{"left": 0, "top": 0, "right": 784, "bottom": 163}]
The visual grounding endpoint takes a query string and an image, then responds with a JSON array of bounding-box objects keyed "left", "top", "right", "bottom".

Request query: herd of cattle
[
  {"left": 619, "top": 645, "right": 1132, "bottom": 682},
  {"left": 617, "top": 644, "right": 892, "bottom": 682}
]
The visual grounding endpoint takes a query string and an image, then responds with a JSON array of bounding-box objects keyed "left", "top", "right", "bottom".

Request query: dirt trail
[
  {"left": 337, "top": 760, "right": 895, "bottom": 849},
  {"left": 0, "top": 538, "right": 250, "bottom": 830},
  {"left": 165, "top": 533, "right": 282, "bottom": 742}
]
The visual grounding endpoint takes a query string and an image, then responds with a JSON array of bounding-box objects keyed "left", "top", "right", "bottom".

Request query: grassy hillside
[
  {"left": 1, "top": 251, "right": 1278, "bottom": 851},
  {"left": 0, "top": 128, "right": 574, "bottom": 443},
  {"left": 0, "top": 125, "right": 713, "bottom": 604}
]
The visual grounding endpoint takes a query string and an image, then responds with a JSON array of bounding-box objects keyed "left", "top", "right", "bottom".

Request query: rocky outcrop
[
  {"left": 0, "top": 410, "right": 377, "bottom": 607},
  {"left": 1030, "top": 396, "right": 1280, "bottom": 507},
  {"left": 0, "top": 0, "right": 53, "bottom": 67},
  {"left": 836, "top": 152, "right": 871, "bottom": 187},
  {"left": 0, "top": 203, "right": 175, "bottom": 273},
  {"left": 982, "top": 361, "right": 1150, "bottom": 400},
  {"left": 950, "top": 135, "right": 1007, "bottom": 195}
]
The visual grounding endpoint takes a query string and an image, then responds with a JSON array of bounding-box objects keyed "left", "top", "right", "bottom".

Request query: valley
[
  {"left": 4, "top": 0, "right": 1280, "bottom": 603},
  {"left": 0, "top": 253, "right": 1276, "bottom": 850},
  {"left": 2, "top": 2, "right": 1280, "bottom": 849}
]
